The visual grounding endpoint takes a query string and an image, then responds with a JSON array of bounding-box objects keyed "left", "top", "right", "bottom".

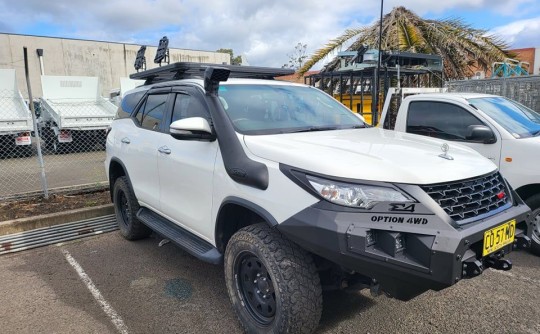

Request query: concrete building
[
  {"left": 511, "top": 47, "right": 540, "bottom": 75},
  {"left": 0, "top": 33, "right": 230, "bottom": 98}
]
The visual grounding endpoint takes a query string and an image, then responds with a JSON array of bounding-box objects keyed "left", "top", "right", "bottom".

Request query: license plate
[
  {"left": 483, "top": 219, "right": 516, "bottom": 256},
  {"left": 15, "top": 136, "right": 31, "bottom": 146},
  {"left": 58, "top": 132, "right": 73, "bottom": 143}
]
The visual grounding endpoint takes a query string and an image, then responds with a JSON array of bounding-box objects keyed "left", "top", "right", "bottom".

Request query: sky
[{"left": 0, "top": 0, "right": 539, "bottom": 69}]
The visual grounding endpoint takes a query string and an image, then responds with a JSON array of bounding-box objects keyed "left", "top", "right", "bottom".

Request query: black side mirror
[{"left": 466, "top": 125, "right": 496, "bottom": 144}]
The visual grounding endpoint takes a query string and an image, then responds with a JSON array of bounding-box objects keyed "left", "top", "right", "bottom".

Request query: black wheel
[
  {"left": 113, "top": 176, "right": 151, "bottom": 240},
  {"left": 224, "top": 223, "right": 322, "bottom": 334},
  {"left": 526, "top": 194, "right": 540, "bottom": 255}
]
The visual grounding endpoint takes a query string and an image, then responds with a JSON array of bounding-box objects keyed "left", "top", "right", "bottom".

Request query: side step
[{"left": 136, "top": 208, "right": 222, "bottom": 264}]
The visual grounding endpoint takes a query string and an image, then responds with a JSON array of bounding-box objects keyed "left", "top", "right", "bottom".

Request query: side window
[
  {"left": 135, "top": 94, "right": 168, "bottom": 131},
  {"left": 406, "top": 101, "right": 485, "bottom": 141},
  {"left": 171, "top": 93, "right": 209, "bottom": 123},
  {"left": 117, "top": 91, "right": 145, "bottom": 119}
]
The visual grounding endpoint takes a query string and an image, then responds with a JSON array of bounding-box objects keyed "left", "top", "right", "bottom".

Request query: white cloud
[
  {"left": 0, "top": 0, "right": 537, "bottom": 68},
  {"left": 491, "top": 17, "right": 540, "bottom": 48}
]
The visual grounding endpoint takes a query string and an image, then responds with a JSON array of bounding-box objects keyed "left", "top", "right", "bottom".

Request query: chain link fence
[
  {"left": 0, "top": 97, "right": 112, "bottom": 201},
  {"left": 446, "top": 75, "right": 540, "bottom": 111}
]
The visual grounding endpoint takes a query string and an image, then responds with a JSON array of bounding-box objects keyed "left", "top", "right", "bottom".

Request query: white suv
[{"left": 105, "top": 63, "right": 532, "bottom": 333}]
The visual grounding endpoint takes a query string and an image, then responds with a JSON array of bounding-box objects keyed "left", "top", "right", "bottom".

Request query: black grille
[{"left": 421, "top": 172, "right": 510, "bottom": 223}]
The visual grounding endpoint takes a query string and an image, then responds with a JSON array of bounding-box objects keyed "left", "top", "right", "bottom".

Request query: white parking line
[{"left": 62, "top": 249, "right": 129, "bottom": 334}]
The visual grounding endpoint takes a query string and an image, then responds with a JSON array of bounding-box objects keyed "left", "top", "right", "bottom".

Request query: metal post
[
  {"left": 23, "top": 47, "right": 48, "bottom": 199},
  {"left": 349, "top": 73, "right": 353, "bottom": 110},
  {"left": 36, "top": 49, "right": 45, "bottom": 75},
  {"left": 373, "top": 0, "right": 384, "bottom": 125}
]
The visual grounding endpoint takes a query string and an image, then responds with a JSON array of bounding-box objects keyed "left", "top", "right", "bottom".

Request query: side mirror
[
  {"left": 170, "top": 117, "right": 216, "bottom": 141},
  {"left": 466, "top": 125, "right": 496, "bottom": 144}
]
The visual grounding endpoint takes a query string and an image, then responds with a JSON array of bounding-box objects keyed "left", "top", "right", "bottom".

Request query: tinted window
[
  {"left": 407, "top": 101, "right": 485, "bottom": 140},
  {"left": 116, "top": 91, "right": 145, "bottom": 119},
  {"left": 136, "top": 94, "right": 168, "bottom": 131},
  {"left": 171, "top": 93, "right": 209, "bottom": 123}
]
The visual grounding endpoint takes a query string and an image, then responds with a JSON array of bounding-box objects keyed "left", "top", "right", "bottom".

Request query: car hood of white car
[{"left": 243, "top": 128, "right": 497, "bottom": 185}]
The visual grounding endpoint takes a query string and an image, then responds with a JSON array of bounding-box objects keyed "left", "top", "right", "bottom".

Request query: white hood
[{"left": 243, "top": 128, "right": 497, "bottom": 185}]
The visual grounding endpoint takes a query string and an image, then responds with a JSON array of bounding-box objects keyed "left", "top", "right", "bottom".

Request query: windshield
[
  {"left": 218, "top": 84, "right": 365, "bottom": 135},
  {"left": 468, "top": 96, "right": 540, "bottom": 138}
]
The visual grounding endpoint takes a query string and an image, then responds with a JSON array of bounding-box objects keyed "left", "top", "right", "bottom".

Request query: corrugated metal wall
[{"left": 446, "top": 76, "right": 540, "bottom": 111}]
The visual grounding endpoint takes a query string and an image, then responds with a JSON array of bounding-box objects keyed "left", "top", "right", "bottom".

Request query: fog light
[{"left": 395, "top": 234, "right": 405, "bottom": 251}]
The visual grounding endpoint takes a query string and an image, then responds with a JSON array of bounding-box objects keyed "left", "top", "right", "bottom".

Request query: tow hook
[
  {"left": 514, "top": 235, "right": 531, "bottom": 249},
  {"left": 462, "top": 260, "right": 483, "bottom": 278},
  {"left": 486, "top": 257, "right": 512, "bottom": 271}
]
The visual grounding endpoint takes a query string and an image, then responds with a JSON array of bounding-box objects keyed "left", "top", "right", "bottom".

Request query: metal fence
[
  {"left": 446, "top": 75, "right": 540, "bottom": 111},
  {"left": 0, "top": 98, "right": 109, "bottom": 201}
]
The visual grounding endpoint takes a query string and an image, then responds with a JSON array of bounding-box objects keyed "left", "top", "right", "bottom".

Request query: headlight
[{"left": 307, "top": 175, "right": 413, "bottom": 209}]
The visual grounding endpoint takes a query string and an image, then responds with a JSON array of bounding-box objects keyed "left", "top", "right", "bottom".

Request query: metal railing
[{"left": 446, "top": 75, "right": 540, "bottom": 111}]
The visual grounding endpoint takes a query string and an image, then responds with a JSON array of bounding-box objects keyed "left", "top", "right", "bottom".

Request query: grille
[{"left": 421, "top": 172, "right": 510, "bottom": 223}]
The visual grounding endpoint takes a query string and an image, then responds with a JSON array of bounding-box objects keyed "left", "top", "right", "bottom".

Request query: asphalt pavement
[{"left": 1, "top": 231, "right": 539, "bottom": 334}]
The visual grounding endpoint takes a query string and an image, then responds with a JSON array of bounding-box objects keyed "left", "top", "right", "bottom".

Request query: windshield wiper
[
  {"left": 532, "top": 130, "right": 540, "bottom": 137},
  {"left": 281, "top": 126, "right": 338, "bottom": 134}
]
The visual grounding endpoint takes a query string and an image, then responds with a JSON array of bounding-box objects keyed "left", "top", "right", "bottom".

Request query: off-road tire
[
  {"left": 526, "top": 194, "right": 540, "bottom": 255},
  {"left": 113, "top": 176, "right": 151, "bottom": 240},
  {"left": 224, "top": 223, "right": 322, "bottom": 334}
]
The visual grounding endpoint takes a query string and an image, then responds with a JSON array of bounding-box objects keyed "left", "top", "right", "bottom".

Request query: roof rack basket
[{"left": 130, "top": 62, "right": 295, "bottom": 85}]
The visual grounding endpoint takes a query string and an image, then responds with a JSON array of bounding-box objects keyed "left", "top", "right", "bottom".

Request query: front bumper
[{"left": 277, "top": 202, "right": 531, "bottom": 301}]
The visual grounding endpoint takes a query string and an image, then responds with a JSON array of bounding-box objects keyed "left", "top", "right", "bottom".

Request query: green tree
[
  {"left": 299, "top": 6, "right": 512, "bottom": 79},
  {"left": 216, "top": 48, "right": 242, "bottom": 65},
  {"left": 283, "top": 42, "right": 308, "bottom": 70}
]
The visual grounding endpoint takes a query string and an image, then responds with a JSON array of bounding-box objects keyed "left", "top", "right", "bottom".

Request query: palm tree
[{"left": 299, "top": 6, "right": 512, "bottom": 80}]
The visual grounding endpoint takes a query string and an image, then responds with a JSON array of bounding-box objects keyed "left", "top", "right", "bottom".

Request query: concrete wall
[{"left": 0, "top": 33, "right": 230, "bottom": 99}]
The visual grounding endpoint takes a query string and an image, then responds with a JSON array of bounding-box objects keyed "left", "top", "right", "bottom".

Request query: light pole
[{"left": 373, "top": 0, "right": 384, "bottom": 125}]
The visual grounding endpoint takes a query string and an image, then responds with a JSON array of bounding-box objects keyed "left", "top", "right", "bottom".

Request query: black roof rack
[{"left": 129, "top": 62, "right": 295, "bottom": 85}]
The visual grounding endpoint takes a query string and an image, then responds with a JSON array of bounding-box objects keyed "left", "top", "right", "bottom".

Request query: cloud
[
  {"left": 0, "top": 0, "right": 538, "bottom": 68},
  {"left": 491, "top": 17, "right": 540, "bottom": 48}
]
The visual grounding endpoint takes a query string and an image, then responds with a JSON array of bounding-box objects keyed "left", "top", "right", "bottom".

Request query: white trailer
[
  {"left": 0, "top": 69, "right": 33, "bottom": 156},
  {"left": 109, "top": 78, "right": 145, "bottom": 106},
  {"left": 39, "top": 75, "right": 116, "bottom": 152}
]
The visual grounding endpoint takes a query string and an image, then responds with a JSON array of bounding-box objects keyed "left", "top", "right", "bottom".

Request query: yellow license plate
[{"left": 482, "top": 219, "right": 516, "bottom": 256}]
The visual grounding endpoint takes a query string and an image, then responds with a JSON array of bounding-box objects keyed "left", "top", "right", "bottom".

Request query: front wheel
[
  {"left": 526, "top": 194, "right": 540, "bottom": 255},
  {"left": 224, "top": 223, "right": 322, "bottom": 334}
]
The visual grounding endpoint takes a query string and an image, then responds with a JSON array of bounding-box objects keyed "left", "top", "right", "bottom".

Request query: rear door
[
  {"left": 117, "top": 89, "right": 172, "bottom": 210},
  {"left": 157, "top": 86, "right": 218, "bottom": 240}
]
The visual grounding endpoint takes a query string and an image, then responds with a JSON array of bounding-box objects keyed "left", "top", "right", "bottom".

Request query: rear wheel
[
  {"left": 224, "top": 223, "right": 322, "bottom": 334},
  {"left": 113, "top": 176, "right": 151, "bottom": 240},
  {"left": 526, "top": 194, "right": 540, "bottom": 255}
]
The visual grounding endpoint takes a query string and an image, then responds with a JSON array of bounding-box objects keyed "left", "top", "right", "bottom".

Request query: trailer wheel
[{"left": 526, "top": 194, "right": 540, "bottom": 255}]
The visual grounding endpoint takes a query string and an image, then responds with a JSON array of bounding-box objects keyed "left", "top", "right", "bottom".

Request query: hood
[{"left": 243, "top": 128, "right": 497, "bottom": 185}]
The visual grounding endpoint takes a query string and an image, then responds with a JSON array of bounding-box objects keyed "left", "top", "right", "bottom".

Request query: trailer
[
  {"left": 0, "top": 69, "right": 33, "bottom": 157},
  {"left": 39, "top": 75, "right": 116, "bottom": 153},
  {"left": 109, "top": 78, "right": 145, "bottom": 106}
]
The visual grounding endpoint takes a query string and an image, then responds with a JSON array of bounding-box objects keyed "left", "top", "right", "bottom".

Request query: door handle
[
  {"left": 121, "top": 137, "right": 130, "bottom": 144},
  {"left": 158, "top": 146, "right": 171, "bottom": 155}
]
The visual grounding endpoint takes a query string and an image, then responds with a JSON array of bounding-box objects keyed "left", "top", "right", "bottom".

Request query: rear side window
[
  {"left": 135, "top": 94, "right": 168, "bottom": 131},
  {"left": 116, "top": 91, "right": 145, "bottom": 119},
  {"left": 407, "top": 101, "right": 485, "bottom": 141}
]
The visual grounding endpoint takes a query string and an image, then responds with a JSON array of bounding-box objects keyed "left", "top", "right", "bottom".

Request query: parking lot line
[{"left": 62, "top": 249, "right": 129, "bottom": 334}]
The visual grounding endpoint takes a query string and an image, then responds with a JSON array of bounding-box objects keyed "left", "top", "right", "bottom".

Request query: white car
[
  {"left": 105, "top": 63, "right": 531, "bottom": 334},
  {"left": 380, "top": 89, "right": 540, "bottom": 254}
]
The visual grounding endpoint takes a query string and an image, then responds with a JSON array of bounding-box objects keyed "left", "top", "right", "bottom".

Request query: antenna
[
  {"left": 154, "top": 36, "right": 170, "bottom": 67},
  {"left": 134, "top": 46, "right": 147, "bottom": 72}
]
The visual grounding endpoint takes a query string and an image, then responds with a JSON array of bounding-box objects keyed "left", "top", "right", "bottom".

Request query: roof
[{"left": 407, "top": 92, "right": 498, "bottom": 100}]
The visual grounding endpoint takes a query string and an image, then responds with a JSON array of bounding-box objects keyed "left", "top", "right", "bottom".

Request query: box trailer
[
  {"left": 0, "top": 69, "right": 33, "bottom": 157},
  {"left": 39, "top": 75, "right": 116, "bottom": 153}
]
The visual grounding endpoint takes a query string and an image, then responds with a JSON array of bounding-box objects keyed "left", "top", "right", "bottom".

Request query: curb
[{"left": 0, "top": 204, "right": 115, "bottom": 236}]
